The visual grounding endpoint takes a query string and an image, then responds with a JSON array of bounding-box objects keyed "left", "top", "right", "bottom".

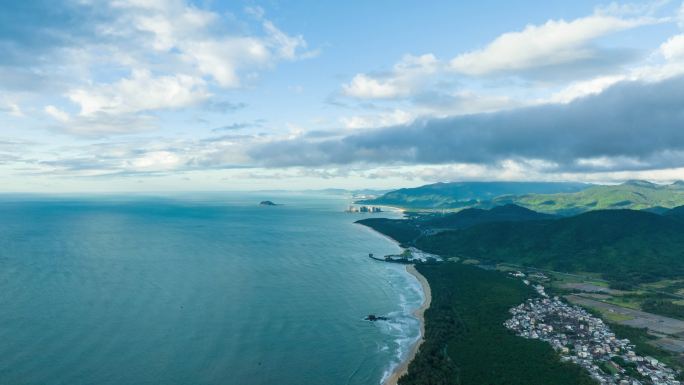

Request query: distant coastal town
[
  {"left": 505, "top": 274, "right": 681, "bottom": 385},
  {"left": 346, "top": 205, "right": 382, "bottom": 213}
]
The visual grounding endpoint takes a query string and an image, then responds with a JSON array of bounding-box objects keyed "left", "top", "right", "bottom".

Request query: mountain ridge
[
  {"left": 358, "top": 181, "right": 589, "bottom": 209},
  {"left": 415, "top": 208, "right": 684, "bottom": 287},
  {"left": 423, "top": 203, "right": 555, "bottom": 229},
  {"left": 361, "top": 180, "right": 684, "bottom": 214}
]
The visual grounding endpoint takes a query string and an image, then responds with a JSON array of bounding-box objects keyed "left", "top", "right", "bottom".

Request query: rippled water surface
[{"left": 0, "top": 193, "right": 423, "bottom": 385}]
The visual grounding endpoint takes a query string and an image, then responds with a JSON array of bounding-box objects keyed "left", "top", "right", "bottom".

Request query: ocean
[{"left": 0, "top": 192, "right": 424, "bottom": 385}]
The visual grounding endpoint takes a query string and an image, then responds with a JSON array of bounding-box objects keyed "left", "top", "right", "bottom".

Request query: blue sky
[{"left": 2, "top": 0, "right": 684, "bottom": 191}]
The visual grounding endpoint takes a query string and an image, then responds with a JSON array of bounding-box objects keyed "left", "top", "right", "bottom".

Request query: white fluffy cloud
[
  {"left": 338, "top": 7, "right": 664, "bottom": 128},
  {"left": 337, "top": 4, "right": 679, "bottom": 139},
  {"left": 36, "top": 0, "right": 311, "bottom": 135},
  {"left": 342, "top": 74, "right": 406, "bottom": 99},
  {"left": 341, "top": 109, "right": 414, "bottom": 129},
  {"left": 661, "top": 34, "right": 684, "bottom": 60},
  {"left": 127, "top": 150, "right": 183, "bottom": 171},
  {"left": 44, "top": 105, "right": 70, "bottom": 122},
  {"left": 549, "top": 28, "right": 684, "bottom": 104},
  {"left": 68, "top": 69, "right": 208, "bottom": 116},
  {"left": 114, "top": 1, "right": 309, "bottom": 88},
  {"left": 450, "top": 14, "right": 658, "bottom": 75},
  {"left": 549, "top": 75, "right": 627, "bottom": 103},
  {"left": 342, "top": 54, "right": 440, "bottom": 99}
]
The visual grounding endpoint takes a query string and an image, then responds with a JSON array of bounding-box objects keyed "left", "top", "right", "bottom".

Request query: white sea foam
[{"left": 377, "top": 264, "right": 425, "bottom": 384}]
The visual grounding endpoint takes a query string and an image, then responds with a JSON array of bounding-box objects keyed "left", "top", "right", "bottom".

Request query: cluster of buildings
[
  {"left": 371, "top": 247, "right": 442, "bottom": 264},
  {"left": 504, "top": 282, "right": 681, "bottom": 385},
  {"left": 346, "top": 205, "right": 382, "bottom": 213}
]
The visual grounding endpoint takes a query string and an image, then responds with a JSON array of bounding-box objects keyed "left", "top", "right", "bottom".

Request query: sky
[{"left": 2, "top": 0, "right": 684, "bottom": 192}]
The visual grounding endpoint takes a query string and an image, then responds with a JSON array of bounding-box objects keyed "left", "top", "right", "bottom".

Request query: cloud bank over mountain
[{"left": 251, "top": 76, "right": 684, "bottom": 173}]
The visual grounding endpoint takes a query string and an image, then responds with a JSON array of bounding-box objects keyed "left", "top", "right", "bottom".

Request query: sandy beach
[{"left": 383, "top": 264, "right": 432, "bottom": 385}]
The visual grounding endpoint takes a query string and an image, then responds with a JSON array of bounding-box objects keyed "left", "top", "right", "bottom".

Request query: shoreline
[
  {"left": 383, "top": 264, "right": 432, "bottom": 385},
  {"left": 357, "top": 221, "right": 432, "bottom": 385}
]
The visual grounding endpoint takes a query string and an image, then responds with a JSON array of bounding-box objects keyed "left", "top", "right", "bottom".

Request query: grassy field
[
  {"left": 608, "top": 323, "right": 684, "bottom": 372},
  {"left": 601, "top": 311, "right": 635, "bottom": 323}
]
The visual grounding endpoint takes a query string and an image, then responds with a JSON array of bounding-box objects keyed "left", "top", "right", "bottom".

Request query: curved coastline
[
  {"left": 383, "top": 264, "right": 432, "bottom": 385},
  {"left": 355, "top": 208, "right": 431, "bottom": 385}
]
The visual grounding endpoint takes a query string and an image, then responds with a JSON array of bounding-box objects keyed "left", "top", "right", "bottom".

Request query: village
[{"left": 504, "top": 276, "right": 681, "bottom": 385}]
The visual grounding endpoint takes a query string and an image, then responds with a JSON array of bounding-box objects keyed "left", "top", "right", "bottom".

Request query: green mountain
[
  {"left": 500, "top": 180, "right": 684, "bottom": 215},
  {"left": 355, "top": 217, "right": 421, "bottom": 245},
  {"left": 358, "top": 181, "right": 589, "bottom": 209},
  {"left": 415, "top": 209, "right": 684, "bottom": 287},
  {"left": 665, "top": 204, "right": 684, "bottom": 220},
  {"left": 357, "top": 204, "right": 555, "bottom": 245},
  {"left": 423, "top": 204, "right": 555, "bottom": 229},
  {"left": 362, "top": 180, "right": 684, "bottom": 214}
]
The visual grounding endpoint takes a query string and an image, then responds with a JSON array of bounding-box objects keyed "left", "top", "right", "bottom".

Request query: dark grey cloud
[{"left": 249, "top": 76, "right": 684, "bottom": 172}]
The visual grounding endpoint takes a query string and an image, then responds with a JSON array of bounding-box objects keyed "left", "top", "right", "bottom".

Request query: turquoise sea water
[{"left": 0, "top": 193, "right": 423, "bottom": 385}]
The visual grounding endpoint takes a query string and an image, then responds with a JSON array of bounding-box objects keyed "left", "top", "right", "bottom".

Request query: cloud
[
  {"left": 548, "top": 29, "right": 684, "bottom": 104},
  {"left": 62, "top": 114, "right": 157, "bottom": 136},
  {"left": 211, "top": 120, "right": 264, "bottom": 132},
  {"left": 44, "top": 105, "right": 70, "bottom": 122},
  {"left": 39, "top": 132, "right": 262, "bottom": 176},
  {"left": 340, "top": 8, "right": 663, "bottom": 103},
  {"left": 341, "top": 109, "right": 414, "bottom": 129},
  {"left": 249, "top": 75, "right": 684, "bottom": 173},
  {"left": 342, "top": 54, "right": 440, "bottom": 99},
  {"left": 0, "top": 100, "right": 23, "bottom": 117},
  {"left": 449, "top": 13, "right": 660, "bottom": 76},
  {"left": 661, "top": 34, "right": 684, "bottom": 60},
  {"left": 202, "top": 100, "right": 247, "bottom": 113},
  {"left": 335, "top": 4, "right": 669, "bottom": 134},
  {"left": 548, "top": 74, "right": 628, "bottom": 103},
  {"left": 128, "top": 150, "right": 182, "bottom": 171},
  {"left": 111, "top": 0, "right": 312, "bottom": 87},
  {"left": 67, "top": 69, "right": 208, "bottom": 116},
  {"left": 593, "top": 0, "right": 671, "bottom": 18},
  {"left": 1, "top": 0, "right": 313, "bottom": 135}
]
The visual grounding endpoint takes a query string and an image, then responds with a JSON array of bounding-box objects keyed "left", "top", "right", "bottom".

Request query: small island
[{"left": 259, "top": 200, "right": 278, "bottom": 206}]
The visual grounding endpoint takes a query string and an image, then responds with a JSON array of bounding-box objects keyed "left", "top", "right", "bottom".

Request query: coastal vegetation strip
[{"left": 397, "top": 263, "right": 596, "bottom": 385}]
